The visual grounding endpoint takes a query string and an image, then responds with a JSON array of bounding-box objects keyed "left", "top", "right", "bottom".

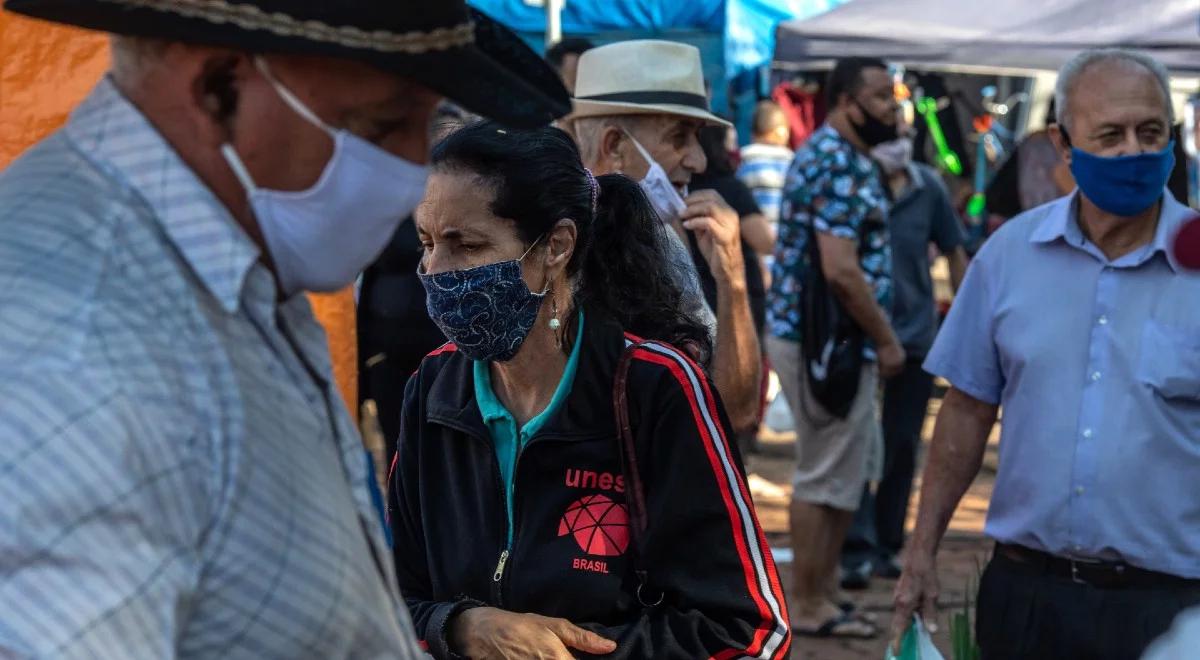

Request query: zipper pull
[{"left": 492, "top": 550, "right": 510, "bottom": 582}]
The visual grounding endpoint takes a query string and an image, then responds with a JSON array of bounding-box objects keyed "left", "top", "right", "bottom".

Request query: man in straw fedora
[
  {"left": 571, "top": 39, "right": 763, "bottom": 435},
  {"left": 0, "top": 0, "right": 569, "bottom": 657}
]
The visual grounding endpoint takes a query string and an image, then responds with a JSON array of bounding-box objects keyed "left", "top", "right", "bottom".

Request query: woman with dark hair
[{"left": 389, "top": 121, "right": 790, "bottom": 660}]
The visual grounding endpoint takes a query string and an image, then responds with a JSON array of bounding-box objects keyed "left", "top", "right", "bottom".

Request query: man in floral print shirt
[{"left": 765, "top": 57, "right": 904, "bottom": 640}]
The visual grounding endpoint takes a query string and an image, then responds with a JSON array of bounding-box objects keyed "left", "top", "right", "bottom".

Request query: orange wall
[
  {"left": 0, "top": 12, "right": 359, "bottom": 418},
  {"left": 0, "top": 13, "right": 110, "bottom": 164},
  {"left": 308, "top": 288, "right": 359, "bottom": 420}
]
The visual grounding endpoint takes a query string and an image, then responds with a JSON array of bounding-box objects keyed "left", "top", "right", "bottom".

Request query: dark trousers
[
  {"left": 842, "top": 359, "right": 934, "bottom": 564},
  {"left": 978, "top": 551, "right": 1200, "bottom": 660}
]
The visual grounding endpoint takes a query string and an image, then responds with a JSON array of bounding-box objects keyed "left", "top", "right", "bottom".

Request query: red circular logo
[{"left": 557, "top": 494, "right": 630, "bottom": 556}]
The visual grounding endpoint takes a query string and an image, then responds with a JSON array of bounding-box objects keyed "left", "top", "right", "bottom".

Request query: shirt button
[
  {"left": 1082, "top": 428, "right": 1093, "bottom": 439},
  {"left": 1091, "top": 371, "right": 1102, "bottom": 382},
  {"left": 1076, "top": 486, "right": 1086, "bottom": 495},
  {"left": 1098, "top": 315, "right": 1109, "bottom": 325}
]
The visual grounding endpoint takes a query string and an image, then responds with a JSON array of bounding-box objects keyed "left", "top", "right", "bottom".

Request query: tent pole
[{"left": 545, "top": 0, "right": 563, "bottom": 48}]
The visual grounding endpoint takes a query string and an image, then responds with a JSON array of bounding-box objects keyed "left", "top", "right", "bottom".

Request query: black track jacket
[{"left": 388, "top": 314, "right": 790, "bottom": 659}]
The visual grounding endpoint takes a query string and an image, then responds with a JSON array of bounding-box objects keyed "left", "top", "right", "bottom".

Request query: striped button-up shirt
[{"left": 0, "top": 78, "right": 422, "bottom": 659}]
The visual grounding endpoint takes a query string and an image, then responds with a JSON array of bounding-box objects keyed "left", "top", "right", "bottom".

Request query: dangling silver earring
[{"left": 549, "top": 295, "right": 561, "bottom": 331}]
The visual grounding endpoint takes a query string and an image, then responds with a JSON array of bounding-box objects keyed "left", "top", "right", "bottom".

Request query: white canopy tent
[{"left": 774, "top": 0, "right": 1200, "bottom": 74}]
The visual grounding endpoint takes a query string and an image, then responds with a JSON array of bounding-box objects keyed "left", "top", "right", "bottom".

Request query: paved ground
[{"left": 749, "top": 383, "right": 1000, "bottom": 659}]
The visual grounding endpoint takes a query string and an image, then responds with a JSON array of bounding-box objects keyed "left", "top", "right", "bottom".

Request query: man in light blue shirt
[
  {"left": 893, "top": 48, "right": 1200, "bottom": 660},
  {"left": 0, "top": 0, "right": 569, "bottom": 657}
]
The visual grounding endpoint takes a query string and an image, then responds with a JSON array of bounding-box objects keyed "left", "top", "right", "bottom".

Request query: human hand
[
  {"left": 890, "top": 550, "right": 940, "bottom": 651},
  {"left": 681, "top": 189, "right": 744, "bottom": 278},
  {"left": 877, "top": 341, "right": 907, "bottom": 379},
  {"left": 449, "top": 606, "right": 617, "bottom": 660}
]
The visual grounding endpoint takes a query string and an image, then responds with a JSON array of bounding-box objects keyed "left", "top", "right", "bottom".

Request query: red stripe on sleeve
[
  {"left": 425, "top": 342, "right": 458, "bottom": 358},
  {"left": 632, "top": 347, "right": 787, "bottom": 659}
]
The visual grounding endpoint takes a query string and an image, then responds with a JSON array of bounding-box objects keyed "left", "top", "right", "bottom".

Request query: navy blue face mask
[
  {"left": 1069, "top": 140, "right": 1175, "bottom": 217},
  {"left": 419, "top": 239, "right": 547, "bottom": 362}
]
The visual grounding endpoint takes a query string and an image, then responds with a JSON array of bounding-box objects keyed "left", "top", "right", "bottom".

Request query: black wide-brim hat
[{"left": 3, "top": 0, "right": 570, "bottom": 128}]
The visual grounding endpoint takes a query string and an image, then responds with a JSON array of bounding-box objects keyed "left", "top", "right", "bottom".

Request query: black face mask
[{"left": 851, "top": 99, "right": 898, "bottom": 147}]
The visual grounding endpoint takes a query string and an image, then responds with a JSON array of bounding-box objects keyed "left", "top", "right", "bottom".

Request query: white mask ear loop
[
  {"left": 220, "top": 57, "right": 336, "bottom": 195},
  {"left": 220, "top": 144, "right": 258, "bottom": 193},
  {"left": 622, "top": 129, "right": 658, "bottom": 170},
  {"left": 253, "top": 56, "right": 336, "bottom": 135},
  {"left": 519, "top": 235, "right": 544, "bottom": 262},
  {"left": 623, "top": 129, "right": 688, "bottom": 196},
  {"left": 520, "top": 235, "right": 553, "bottom": 296}
]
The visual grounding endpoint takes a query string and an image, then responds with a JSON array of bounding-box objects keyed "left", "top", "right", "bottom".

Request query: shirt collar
[
  {"left": 1029, "top": 189, "right": 1189, "bottom": 272},
  {"left": 64, "top": 77, "right": 261, "bottom": 313},
  {"left": 1027, "top": 193, "right": 1077, "bottom": 245},
  {"left": 820, "top": 122, "right": 875, "bottom": 169},
  {"left": 905, "top": 163, "right": 924, "bottom": 189},
  {"left": 473, "top": 360, "right": 509, "bottom": 425},
  {"left": 473, "top": 311, "right": 586, "bottom": 430},
  {"left": 889, "top": 163, "right": 924, "bottom": 204}
]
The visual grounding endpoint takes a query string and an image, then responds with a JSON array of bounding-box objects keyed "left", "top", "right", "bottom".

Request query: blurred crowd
[{"left": 1, "top": 1, "right": 1198, "bottom": 659}]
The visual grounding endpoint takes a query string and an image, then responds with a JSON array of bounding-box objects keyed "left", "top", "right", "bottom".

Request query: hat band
[
  {"left": 106, "top": 0, "right": 475, "bottom": 53},
  {"left": 576, "top": 90, "right": 708, "bottom": 112}
]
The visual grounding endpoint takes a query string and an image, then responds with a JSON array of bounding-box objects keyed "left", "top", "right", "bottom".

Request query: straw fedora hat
[{"left": 571, "top": 40, "right": 731, "bottom": 127}]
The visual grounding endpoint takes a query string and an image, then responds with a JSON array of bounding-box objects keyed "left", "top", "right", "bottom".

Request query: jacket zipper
[
  {"left": 493, "top": 432, "right": 525, "bottom": 607},
  {"left": 492, "top": 549, "right": 510, "bottom": 583},
  {"left": 500, "top": 433, "right": 617, "bottom": 606},
  {"left": 429, "top": 416, "right": 512, "bottom": 606},
  {"left": 492, "top": 432, "right": 551, "bottom": 607},
  {"left": 429, "top": 417, "right": 610, "bottom": 608},
  {"left": 490, "top": 443, "right": 509, "bottom": 607}
]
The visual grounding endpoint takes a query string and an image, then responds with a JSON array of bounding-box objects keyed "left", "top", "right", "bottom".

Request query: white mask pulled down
[
  {"left": 871, "top": 136, "right": 914, "bottom": 176},
  {"left": 625, "top": 132, "right": 687, "bottom": 224},
  {"left": 220, "top": 57, "right": 429, "bottom": 296}
]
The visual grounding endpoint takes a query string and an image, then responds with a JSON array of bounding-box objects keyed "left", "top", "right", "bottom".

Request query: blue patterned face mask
[{"left": 419, "top": 239, "right": 548, "bottom": 362}]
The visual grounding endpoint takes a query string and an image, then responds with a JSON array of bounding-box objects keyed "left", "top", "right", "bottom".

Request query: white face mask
[
  {"left": 220, "top": 57, "right": 429, "bottom": 296},
  {"left": 625, "top": 132, "right": 687, "bottom": 224},
  {"left": 871, "top": 136, "right": 914, "bottom": 175}
]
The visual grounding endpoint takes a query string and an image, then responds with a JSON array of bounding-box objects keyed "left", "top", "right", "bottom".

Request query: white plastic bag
[
  {"left": 764, "top": 390, "right": 795, "bottom": 432},
  {"left": 886, "top": 615, "right": 945, "bottom": 660}
]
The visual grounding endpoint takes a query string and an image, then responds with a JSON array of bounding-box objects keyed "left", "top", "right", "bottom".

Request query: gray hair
[
  {"left": 573, "top": 115, "right": 639, "bottom": 166},
  {"left": 109, "top": 36, "right": 169, "bottom": 84},
  {"left": 1055, "top": 48, "right": 1173, "bottom": 131},
  {"left": 573, "top": 114, "right": 677, "bottom": 167}
]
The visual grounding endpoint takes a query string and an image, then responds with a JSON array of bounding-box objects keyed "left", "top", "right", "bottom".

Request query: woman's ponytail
[{"left": 578, "top": 174, "right": 713, "bottom": 363}]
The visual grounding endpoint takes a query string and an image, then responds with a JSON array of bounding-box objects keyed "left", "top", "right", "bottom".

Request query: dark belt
[{"left": 995, "top": 543, "right": 1200, "bottom": 590}]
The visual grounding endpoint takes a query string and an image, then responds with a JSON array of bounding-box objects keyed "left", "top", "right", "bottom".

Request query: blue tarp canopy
[
  {"left": 468, "top": 0, "right": 725, "bottom": 34},
  {"left": 469, "top": 0, "right": 847, "bottom": 139},
  {"left": 470, "top": 0, "right": 845, "bottom": 85}
]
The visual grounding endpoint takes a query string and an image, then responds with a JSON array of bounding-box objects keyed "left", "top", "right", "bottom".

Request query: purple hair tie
[{"left": 584, "top": 168, "right": 599, "bottom": 214}]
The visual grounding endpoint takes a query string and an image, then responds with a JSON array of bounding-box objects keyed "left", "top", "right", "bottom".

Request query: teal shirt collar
[
  {"left": 474, "top": 311, "right": 586, "bottom": 440},
  {"left": 474, "top": 312, "right": 585, "bottom": 546}
]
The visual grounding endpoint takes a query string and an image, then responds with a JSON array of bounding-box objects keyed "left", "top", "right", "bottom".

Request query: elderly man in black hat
[{"left": 0, "top": 1, "right": 567, "bottom": 657}]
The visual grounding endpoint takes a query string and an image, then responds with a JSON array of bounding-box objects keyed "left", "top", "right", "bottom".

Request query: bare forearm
[
  {"left": 948, "top": 248, "right": 968, "bottom": 293},
  {"left": 908, "top": 388, "right": 997, "bottom": 556},
  {"left": 712, "top": 272, "right": 761, "bottom": 433},
  {"left": 829, "top": 271, "right": 897, "bottom": 349},
  {"left": 740, "top": 214, "right": 776, "bottom": 256}
]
